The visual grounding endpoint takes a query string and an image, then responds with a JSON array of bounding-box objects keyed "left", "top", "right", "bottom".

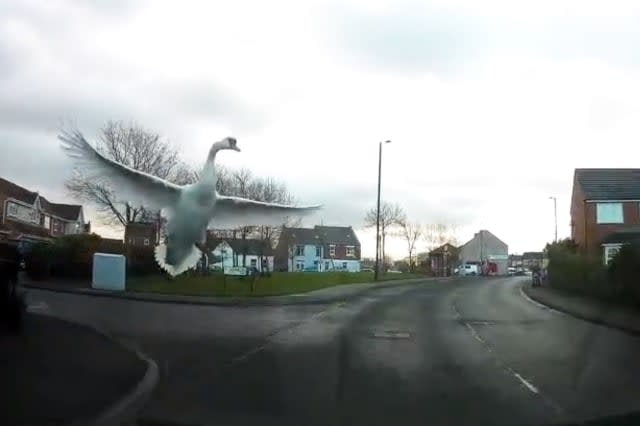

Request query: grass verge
[{"left": 126, "top": 271, "right": 425, "bottom": 297}]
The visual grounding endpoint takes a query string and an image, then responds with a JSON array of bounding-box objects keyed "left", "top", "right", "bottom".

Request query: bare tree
[
  {"left": 397, "top": 219, "right": 422, "bottom": 271},
  {"left": 423, "top": 224, "right": 459, "bottom": 250},
  {"left": 64, "top": 121, "right": 192, "bottom": 227},
  {"left": 208, "top": 167, "right": 298, "bottom": 267},
  {"left": 364, "top": 201, "right": 405, "bottom": 270}
]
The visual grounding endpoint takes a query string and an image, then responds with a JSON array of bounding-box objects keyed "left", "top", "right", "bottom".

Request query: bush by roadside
[
  {"left": 25, "top": 234, "right": 161, "bottom": 281},
  {"left": 546, "top": 239, "right": 640, "bottom": 306}
]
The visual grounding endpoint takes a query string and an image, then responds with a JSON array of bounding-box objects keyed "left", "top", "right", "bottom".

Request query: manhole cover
[{"left": 370, "top": 331, "right": 412, "bottom": 339}]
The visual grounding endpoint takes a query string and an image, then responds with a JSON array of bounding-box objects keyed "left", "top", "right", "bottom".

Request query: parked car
[{"left": 508, "top": 267, "right": 516, "bottom": 276}]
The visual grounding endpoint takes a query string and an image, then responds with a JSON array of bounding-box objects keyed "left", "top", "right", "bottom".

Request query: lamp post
[
  {"left": 549, "top": 196, "right": 558, "bottom": 242},
  {"left": 374, "top": 140, "right": 391, "bottom": 281}
]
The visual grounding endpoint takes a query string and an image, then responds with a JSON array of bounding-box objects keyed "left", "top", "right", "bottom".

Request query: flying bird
[{"left": 59, "top": 130, "right": 322, "bottom": 276}]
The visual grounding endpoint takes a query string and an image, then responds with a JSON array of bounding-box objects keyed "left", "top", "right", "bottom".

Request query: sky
[{"left": 2, "top": 0, "right": 640, "bottom": 259}]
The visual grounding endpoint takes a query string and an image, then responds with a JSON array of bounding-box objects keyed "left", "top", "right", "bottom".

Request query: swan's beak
[{"left": 228, "top": 137, "right": 241, "bottom": 152}]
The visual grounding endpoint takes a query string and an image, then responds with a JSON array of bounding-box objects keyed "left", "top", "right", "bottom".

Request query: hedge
[{"left": 546, "top": 239, "right": 640, "bottom": 306}]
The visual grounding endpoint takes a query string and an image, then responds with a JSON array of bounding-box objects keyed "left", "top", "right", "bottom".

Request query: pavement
[
  {"left": 522, "top": 283, "right": 640, "bottom": 335},
  {"left": 1, "top": 311, "right": 156, "bottom": 426},
  {"left": 22, "top": 276, "right": 640, "bottom": 425}
]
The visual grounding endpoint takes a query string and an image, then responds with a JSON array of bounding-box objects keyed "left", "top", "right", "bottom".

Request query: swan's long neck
[
  {"left": 207, "top": 142, "right": 224, "bottom": 164},
  {"left": 199, "top": 143, "right": 223, "bottom": 187}
]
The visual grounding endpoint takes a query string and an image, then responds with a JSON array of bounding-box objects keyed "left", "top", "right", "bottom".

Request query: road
[{"left": 25, "top": 277, "right": 640, "bottom": 426}]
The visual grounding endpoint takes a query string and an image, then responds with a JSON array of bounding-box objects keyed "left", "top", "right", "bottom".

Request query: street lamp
[
  {"left": 375, "top": 140, "right": 391, "bottom": 281},
  {"left": 549, "top": 196, "right": 557, "bottom": 242}
]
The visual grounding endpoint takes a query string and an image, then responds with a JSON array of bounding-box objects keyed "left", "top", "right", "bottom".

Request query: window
[
  {"left": 604, "top": 244, "right": 622, "bottom": 265},
  {"left": 43, "top": 215, "right": 50, "bottom": 229},
  {"left": 295, "top": 245, "right": 304, "bottom": 256},
  {"left": 7, "top": 202, "right": 18, "bottom": 217},
  {"left": 346, "top": 246, "right": 355, "bottom": 257},
  {"left": 316, "top": 245, "right": 322, "bottom": 257},
  {"left": 596, "top": 203, "right": 623, "bottom": 224},
  {"left": 144, "top": 238, "right": 150, "bottom": 246},
  {"left": 296, "top": 261, "right": 304, "bottom": 271},
  {"left": 250, "top": 259, "right": 257, "bottom": 267},
  {"left": 329, "top": 245, "right": 336, "bottom": 256},
  {"left": 342, "top": 262, "right": 348, "bottom": 269},
  {"left": 325, "top": 261, "right": 330, "bottom": 270}
]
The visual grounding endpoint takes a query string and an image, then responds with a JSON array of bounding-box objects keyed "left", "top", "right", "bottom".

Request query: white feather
[
  {"left": 59, "top": 129, "right": 181, "bottom": 212},
  {"left": 61, "top": 130, "right": 323, "bottom": 277},
  {"left": 154, "top": 243, "right": 202, "bottom": 277},
  {"left": 209, "top": 195, "right": 322, "bottom": 229}
]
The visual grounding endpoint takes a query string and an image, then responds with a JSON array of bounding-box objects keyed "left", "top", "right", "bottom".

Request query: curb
[
  {"left": 21, "top": 277, "right": 445, "bottom": 307},
  {"left": 520, "top": 283, "right": 640, "bottom": 337},
  {"left": 29, "top": 311, "right": 159, "bottom": 426},
  {"left": 84, "top": 349, "right": 158, "bottom": 426}
]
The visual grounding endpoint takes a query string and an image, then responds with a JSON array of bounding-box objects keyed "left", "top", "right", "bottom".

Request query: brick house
[
  {"left": 124, "top": 222, "right": 159, "bottom": 247},
  {"left": 0, "top": 177, "right": 88, "bottom": 245},
  {"left": 571, "top": 168, "right": 640, "bottom": 264},
  {"left": 428, "top": 243, "right": 459, "bottom": 277},
  {"left": 274, "top": 225, "right": 361, "bottom": 272}
]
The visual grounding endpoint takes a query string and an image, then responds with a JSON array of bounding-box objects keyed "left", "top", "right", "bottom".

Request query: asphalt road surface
[{"left": 25, "top": 277, "right": 640, "bottom": 426}]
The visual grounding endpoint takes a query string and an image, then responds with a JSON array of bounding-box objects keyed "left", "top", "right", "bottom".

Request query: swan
[{"left": 59, "top": 130, "right": 322, "bottom": 276}]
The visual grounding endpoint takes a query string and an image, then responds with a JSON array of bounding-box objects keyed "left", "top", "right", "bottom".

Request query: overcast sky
[{"left": 2, "top": 0, "right": 640, "bottom": 258}]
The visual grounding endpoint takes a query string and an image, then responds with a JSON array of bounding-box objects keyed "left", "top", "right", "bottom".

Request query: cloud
[
  {"left": 3, "top": 0, "right": 640, "bottom": 258},
  {"left": 327, "top": 0, "right": 640, "bottom": 74}
]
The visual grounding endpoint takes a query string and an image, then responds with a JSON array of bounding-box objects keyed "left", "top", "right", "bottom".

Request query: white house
[
  {"left": 207, "top": 238, "right": 274, "bottom": 272},
  {"left": 274, "top": 225, "right": 362, "bottom": 272}
]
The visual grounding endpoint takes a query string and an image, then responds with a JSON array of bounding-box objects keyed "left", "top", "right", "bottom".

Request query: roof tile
[{"left": 575, "top": 168, "right": 640, "bottom": 200}]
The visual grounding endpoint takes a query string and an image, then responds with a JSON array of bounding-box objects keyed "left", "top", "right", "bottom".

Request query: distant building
[
  {"left": 124, "top": 222, "right": 158, "bottom": 247},
  {"left": 522, "top": 252, "right": 544, "bottom": 269},
  {"left": 207, "top": 237, "right": 274, "bottom": 272},
  {"left": 274, "top": 225, "right": 361, "bottom": 272},
  {"left": 459, "top": 230, "right": 508, "bottom": 275},
  {"left": 0, "top": 177, "right": 87, "bottom": 246},
  {"left": 428, "top": 243, "right": 460, "bottom": 277},
  {"left": 508, "top": 254, "right": 523, "bottom": 268}
]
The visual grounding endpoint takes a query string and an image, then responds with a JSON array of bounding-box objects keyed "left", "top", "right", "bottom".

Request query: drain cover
[{"left": 371, "top": 331, "right": 412, "bottom": 339}]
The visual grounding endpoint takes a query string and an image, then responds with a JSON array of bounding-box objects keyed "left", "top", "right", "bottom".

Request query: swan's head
[{"left": 208, "top": 137, "right": 240, "bottom": 162}]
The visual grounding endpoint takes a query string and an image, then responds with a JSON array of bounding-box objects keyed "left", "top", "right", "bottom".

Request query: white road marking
[
  {"left": 230, "top": 302, "right": 345, "bottom": 365},
  {"left": 467, "top": 321, "right": 494, "bottom": 326},
  {"left": 464, "top": 322, "right": 485, "bottom": 344},
  {"left": 513, "top": 372, "right": 540, "bottom": 394},
  {"left": 26, "top": 301, "right": 49, "bottom": 312},
  {"left": 519, "top": 286, "right": 565, "bottom": 316},
  {"left": 371, "top": 331, "right": 411, "bottom": 339}
]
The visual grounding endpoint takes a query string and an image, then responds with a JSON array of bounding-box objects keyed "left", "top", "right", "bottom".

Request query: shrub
[
  {"left": 26, "top": 234, "right": 111, "bottom": 281},
  {"left": 126, "top": 246, "right": 162, "bottom": 277},
  {"left": 607, "top": 243, "right": 640, "bottom": 303},
  {"left": 25, "top": 242, "right": 53, "bottom": 281},
  {"left": 546, "top": 241, "right": 610, "bottom": 299}
]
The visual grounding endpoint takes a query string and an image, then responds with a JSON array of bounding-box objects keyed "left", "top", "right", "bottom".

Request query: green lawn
[{"left": 126, "top": 271, "right": 425, "bottom": 297}]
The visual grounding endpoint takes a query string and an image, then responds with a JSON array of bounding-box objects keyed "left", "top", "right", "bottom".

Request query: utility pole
[
  {"left": 549, "top": 196, "right": 558, "bottom": 242},
  {"left": 374, "top": 140, "right": 391, "bottom": 280}
]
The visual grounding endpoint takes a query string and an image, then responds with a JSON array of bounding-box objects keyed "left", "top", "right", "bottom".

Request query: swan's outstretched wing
[
  {"left": 209, "top": 195, "right": 322, "bottom": 228},
  {"left": 59, "top": 129, "right": 182, "bottom": 210}
]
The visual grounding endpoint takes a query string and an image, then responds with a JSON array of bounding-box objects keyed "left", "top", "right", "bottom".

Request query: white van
[{"left": 460, "top": 264, "right": 479, "bottom": 276}]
